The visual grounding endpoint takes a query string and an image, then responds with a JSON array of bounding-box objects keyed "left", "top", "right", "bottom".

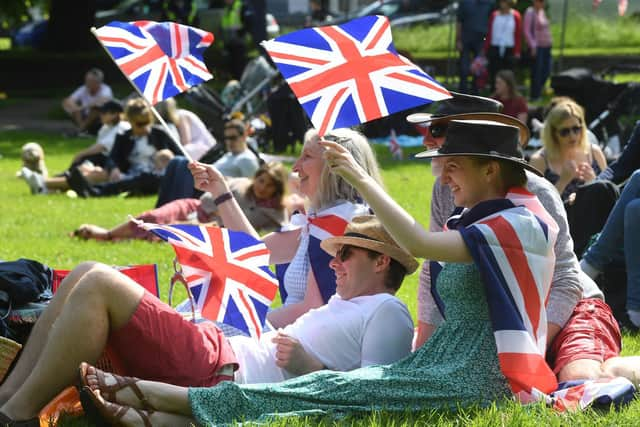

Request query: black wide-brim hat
[
  {"left": 415, "top": 119, "right": 543, "bottom": 176},
  {"left": 406, "top": 91, "right": 530, "bottom": 147}
]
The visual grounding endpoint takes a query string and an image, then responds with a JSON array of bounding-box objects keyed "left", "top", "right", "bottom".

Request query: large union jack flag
[
  {"left": 136, "top": 222, "right": 278, "bottom": 338},
  {"left": 262, "top": 15, "right": 451, "bottom": 135},
  {"left": 95, "top": 20, "right": 214, "bottom": 105}
]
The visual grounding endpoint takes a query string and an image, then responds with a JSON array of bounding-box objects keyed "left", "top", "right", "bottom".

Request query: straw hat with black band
[
  {"left": 321, "top": 216, "right": 419, "bottom": 275},
  {"left": 406, "top": 91, "right": 530, "bottom": 147},
  {"left": 415, "top": 119, "right": 543, "bottom": 176}
]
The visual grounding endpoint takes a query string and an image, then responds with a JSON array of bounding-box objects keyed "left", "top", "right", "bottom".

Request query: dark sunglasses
[
  {"left": 557, "top": 125, "right": 582, "bottom": 137},
  {"left": 336, "top": 244, "right": 355, "bottom": 262},
  {"left": 428, "top": 123, "right": 447, "bottom": 139},
  {"left": 133, "top": 121, "right": 151, "bottom": 127},
  {"left": 224, "top": 134, "right": 241, "bottom": 141}
]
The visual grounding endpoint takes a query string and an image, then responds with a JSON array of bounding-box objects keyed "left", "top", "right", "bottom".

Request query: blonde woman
[{"left": 529, "top": 100, "right": 606, "bottom": 202}]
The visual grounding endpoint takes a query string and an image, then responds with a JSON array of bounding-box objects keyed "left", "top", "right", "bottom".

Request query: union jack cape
[
  {"left": 433, "top": 188, "right": 636, "bottom": 409},
  {"left": 94, "top": 20, "right": 214, "bottom": 105},
  {"left": 262, "top": 15, "right": 451, "bottom": 135},
  {"left": 440, "top": 190, "right": 559, "bottom": 399},
  {"left": 135, "top": 222, "right": 278, "bottom": 339},
  {"left": 282, "top": 201, "right": 370, "bottom": 303}
]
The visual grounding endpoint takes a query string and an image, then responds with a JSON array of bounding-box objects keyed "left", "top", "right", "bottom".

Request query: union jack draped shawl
[
  {"left": 95, "top": 20, "right": 214, "bottom": 104},
  {"left": 135, "top": 222, "right": 278, "bottom": 339},
  {"left": 283, "top": 201, "right": 370, "bottom": 303},
  {"left": 433, "top": 188, "right": 636, "bottom": 408},
  {"left": 262, "top": 15, "right": 450, "bottom": 135}
]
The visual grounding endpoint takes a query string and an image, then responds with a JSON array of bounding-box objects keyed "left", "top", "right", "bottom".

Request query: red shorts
[
  {"left": 548, "top": 298, "right": 621, "bottom": 374},
  {"left": 108, "top": 291, "right": 237, "bottom": 387}
]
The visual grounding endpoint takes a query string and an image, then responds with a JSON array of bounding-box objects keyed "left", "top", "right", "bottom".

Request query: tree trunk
[{"left": 44, "top": 0, "right": 97, "bottom": 52}]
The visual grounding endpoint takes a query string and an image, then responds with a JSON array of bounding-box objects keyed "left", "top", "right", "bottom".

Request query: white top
[
  {"left": 178, "top": 109, "right": 217, "bottom": 161},
  {"left": 229, "top": 293, "right": 413, "bottom": 384},
  {"left": 490, "top": 13, "right": 516, "bottom": 48},
  {"left": 96, "top": 121, "right": 131, "bottom": 153},
  {"left": 70, "top": 83, "right": 113, "bottom": 113},
  {"left": 212, "top": 149, "right": 260, "bottom": 178},
  {"left": 126, "top": 135, "right": 156, "bottom": 175}
]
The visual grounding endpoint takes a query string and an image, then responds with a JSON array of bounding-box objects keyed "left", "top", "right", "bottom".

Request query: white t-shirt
[
  {"left": 178, "top": 109, "right": 217, "bottom": 160},
  {"left": 96, "top": 121, "right": 131, "bottom": 153},
  {"left": 126, "top": 135, "right": 156, "bottom": 175},
  {"left": 491, "top": 13, "right": 516, "bottom": 48},
  {"left": 70, "top": 84, "right": 113, "bottom": 112},
  {"left": 229, "top": 293, "right": 413, "bottom": 384},
  {"left": 213, "top": 149, "right": 260, "bottom": 178}
]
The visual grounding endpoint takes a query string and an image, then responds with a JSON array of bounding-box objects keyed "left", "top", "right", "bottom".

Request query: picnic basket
[{"left": 0, "top": 336, "right": 22, "bottom": 382}]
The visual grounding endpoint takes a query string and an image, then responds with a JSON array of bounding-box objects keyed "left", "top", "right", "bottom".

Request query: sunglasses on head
[
  {"left": 557, "top": 125, "right": 582, "bottom": 137},
  {"left": 321, "top": 134, "right": 351, "bottom": 144}
]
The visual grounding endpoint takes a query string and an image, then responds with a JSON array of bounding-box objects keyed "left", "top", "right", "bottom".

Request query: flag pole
[{"left": 90, "top": 27, "right": 193, "bottom": 162}]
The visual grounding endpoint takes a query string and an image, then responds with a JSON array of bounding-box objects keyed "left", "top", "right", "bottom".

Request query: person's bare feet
[
  {"left": 72, "top": 224, "right": 110, "bottom": 241},
  {"left": 80, "top": 363, "right": 152, "bottom": 410}
]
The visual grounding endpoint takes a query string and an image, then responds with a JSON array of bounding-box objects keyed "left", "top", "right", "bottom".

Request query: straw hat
[
  {"left": 321, "top": 215, "right": 419, "bottom": 274},
  {"left": 415, "top": 119, "right": 542, "bottom": 176},
  {"left": 406, "top": 91, "right": 530, "bottom": 147}
]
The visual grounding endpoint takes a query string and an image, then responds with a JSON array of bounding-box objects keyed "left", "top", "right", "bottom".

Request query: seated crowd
[{"left": 4, "top": 88, "right": 640, "bottom": 426}]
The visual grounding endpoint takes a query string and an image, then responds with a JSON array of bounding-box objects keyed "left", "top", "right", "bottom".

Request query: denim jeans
[
  {"left": 530, "top": 46, "right": 552, "bottom": 100},
  {"left": 583, "top": 170, "right": 640, "bottom": 310}
]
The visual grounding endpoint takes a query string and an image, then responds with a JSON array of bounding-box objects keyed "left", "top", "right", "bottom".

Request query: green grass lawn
[{"left": 3, "top": 130, "right": 640, "bottom": 425}]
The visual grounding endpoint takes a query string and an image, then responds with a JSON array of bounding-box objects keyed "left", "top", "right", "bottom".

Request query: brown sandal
[
  {"left": 80, "top": 387, "right": 153, "bottom": 427},
  {"left": 78, "top": 362, "right": 155, "bottom": 411}
]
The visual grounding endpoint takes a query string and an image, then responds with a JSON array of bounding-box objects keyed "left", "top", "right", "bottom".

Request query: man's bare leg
[
  {"left": 0, "top": 261, "right": 98, "bottom": 402},
  {"left": 557, "top": 359, "right": 607, "bottom": 383},
  {"left": 602, "top": 356, "right": 640, "bottom": 383},
  {"left": 0, "top": 264, "right": 145, "bottom": 420}
]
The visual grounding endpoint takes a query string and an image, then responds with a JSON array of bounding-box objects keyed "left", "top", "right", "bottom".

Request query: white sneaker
[{"left": 19, "top": 167, "right": 47, "bottom": 194}]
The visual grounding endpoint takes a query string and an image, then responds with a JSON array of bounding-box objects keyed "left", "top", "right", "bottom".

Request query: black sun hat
[
  {"left": 98, "top": 100, "right": 124, "bottom": 113},
  {"left": 406, "top": 92, "right": 530, "bottom": 147},
  {"left": 415, "top": 120, "right": 542, "bottom": 176}
]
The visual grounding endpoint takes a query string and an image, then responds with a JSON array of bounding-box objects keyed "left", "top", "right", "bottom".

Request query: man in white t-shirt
[
  {"left": 230, "top": 215, "right": 418, "bottom": 384},
  {"left": 62, "top": 68, "right": 114, "bottom": 135}
]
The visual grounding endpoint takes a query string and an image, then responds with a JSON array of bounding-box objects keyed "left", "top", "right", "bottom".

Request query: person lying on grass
[{"left": 77, "top": 120, "right": 557, "bottom": 427}]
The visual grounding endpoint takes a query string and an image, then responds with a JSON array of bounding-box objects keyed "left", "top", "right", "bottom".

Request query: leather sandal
[
  {"left": 79, "top": 386, "right": 153, "bottom": 427},
  {"left": 78, "top": 362, "right": 155, "bottom": 411},
  {"left": 0, "top": 412, "right": 39, "bottom": 427}
]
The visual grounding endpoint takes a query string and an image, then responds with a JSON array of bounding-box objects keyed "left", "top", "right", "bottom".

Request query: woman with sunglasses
[
  {"left": 529, "top": 100, "right": 619, "bottom": 256},
  {"left": 190, "top": 128, "right": 381, "bottom": 328},
  {"left": 529, "top": 100, "right": 607, "bottom": 202}
]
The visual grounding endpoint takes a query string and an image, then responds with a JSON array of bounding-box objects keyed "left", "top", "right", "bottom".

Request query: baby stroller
[
  {"left": 183, "top": 55, "right": 279, "bottom": 157},
  {"left": 550, "top": 67, "right": 640, "bottom": 160}
]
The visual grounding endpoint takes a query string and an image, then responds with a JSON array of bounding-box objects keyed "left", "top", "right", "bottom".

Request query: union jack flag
[
  {"left": 136, "top": 222, "right": 278, "bottom": 338},
  {"left": 445, "top": 192, "right": 559, "bottom": 399},
  {"left": 95, "top": 21, "right": 214, "bottom": 105},
  {"left": 262, "top": 15, "right": 451, "bottom": 135},
  {"left": 388, "top": 129, "right": 403, "bottom": 160}
]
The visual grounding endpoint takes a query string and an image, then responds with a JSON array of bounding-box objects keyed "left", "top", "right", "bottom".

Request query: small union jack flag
[
  {"left": 262, "top": 15, "right": 451, "bottom": 135},
  {"left": 388, "top": 129, "right": 403, "bottom": 160},
  {"left": 136, "top": 222, "right": 278, "bottom": 339},
  {"left": 95, "top": 20, "right": 214, "bottom": 105}
]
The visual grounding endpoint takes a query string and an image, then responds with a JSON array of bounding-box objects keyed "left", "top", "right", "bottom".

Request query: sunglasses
[
  {"left": 557, "top": 125, "right": 582, "bottom": 137},
  {"left": 224, "top": 134, "right": 241, "bottom": 141},
  {"left": 321, "top": 134, "right": 351, "bottom": 144},
  {"left": 133, "top": 121, "right": 151, "bottom": 127},
  {"left": 428, "top": 123, "right": 448, "bottom": 139},
  {"left": 336, "top": 244, "right": 355, "bottom": 262}
]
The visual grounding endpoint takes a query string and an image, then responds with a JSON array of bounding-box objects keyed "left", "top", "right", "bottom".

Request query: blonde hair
[
  {"left": 541, "top": 100, "right": 589, "bottom": 162},
  {"left": 303, "top": 128, "right": 383, "bottom": 209},
  {"left": 125, "top": 98, "right": 154, "bottom": 124}
]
